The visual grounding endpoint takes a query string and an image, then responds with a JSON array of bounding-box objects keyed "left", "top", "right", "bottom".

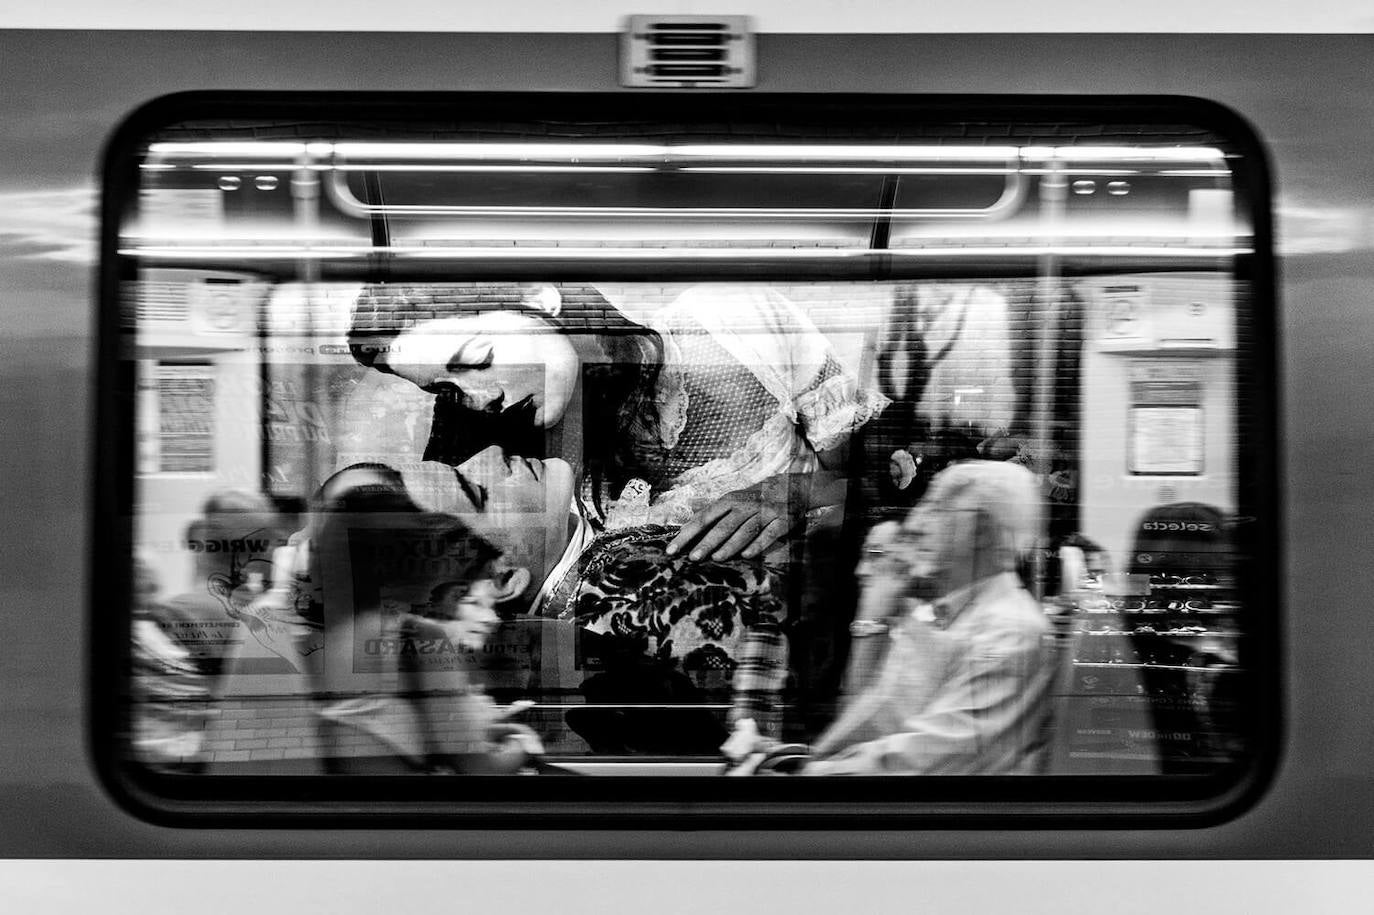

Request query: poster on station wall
[
  {"left": 138, "top": 363, "right": 216, "bottom": 475},
  {"left": 1130, "top": 405, "right": 1204, "bottom": 475}
]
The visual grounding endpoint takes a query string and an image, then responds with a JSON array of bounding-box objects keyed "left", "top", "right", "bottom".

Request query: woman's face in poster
[{"left": 380, "top": 311, "right": 580, "bottom": 428}]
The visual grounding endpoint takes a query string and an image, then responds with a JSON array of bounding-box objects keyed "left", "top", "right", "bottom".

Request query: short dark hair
[
  {"left": 187, "top": 489, "right": 280, "bottom": 549},
  {"left": 310, "top": 462, "right": 503, "bottom": 591}
]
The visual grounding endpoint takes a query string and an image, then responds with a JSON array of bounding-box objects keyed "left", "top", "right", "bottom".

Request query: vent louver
[
  {"left": 621, "top": 15, "right": 754, "bottom": 88},
  {"left": 132, "top": 281, "right": 190, "bottom": 326}
]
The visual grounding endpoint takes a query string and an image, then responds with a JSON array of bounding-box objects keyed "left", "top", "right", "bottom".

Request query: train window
[{"left": 95, "top": 94, "right": 1276, "bottom": 825}]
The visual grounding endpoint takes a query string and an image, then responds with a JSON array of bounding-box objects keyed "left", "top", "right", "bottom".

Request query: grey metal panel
[{"left": 0, "top": 30, "right": 1370, "bottom": 856}]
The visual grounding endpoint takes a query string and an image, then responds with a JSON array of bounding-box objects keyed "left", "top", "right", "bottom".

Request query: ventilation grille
[
  {"left": 130, "top": 281, "right": 190, "bottom": 326},
  {"left": 123, "top": 271, "right": 261, "bottom": 335},
  {"left": 621, "top": 15, "right": 754, "bottom": 88}
]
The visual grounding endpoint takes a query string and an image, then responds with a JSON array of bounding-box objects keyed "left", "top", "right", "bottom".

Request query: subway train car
[{"left": 1, "top": 2, "right": 1372, "bottom": 896}]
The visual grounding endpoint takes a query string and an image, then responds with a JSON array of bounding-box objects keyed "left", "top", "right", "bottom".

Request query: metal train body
[{"left": 0, "top": 13, "right": 1372, "bottom": 863}]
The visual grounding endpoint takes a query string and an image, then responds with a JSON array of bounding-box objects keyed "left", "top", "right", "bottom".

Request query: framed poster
[{"left": 1130, "top": 405, "right": 1204, "bottom": 475}]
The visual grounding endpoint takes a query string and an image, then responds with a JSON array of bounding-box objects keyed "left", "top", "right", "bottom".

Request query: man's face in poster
[{"left": 401, "top": 445, "right": 577, "bottom": 601}]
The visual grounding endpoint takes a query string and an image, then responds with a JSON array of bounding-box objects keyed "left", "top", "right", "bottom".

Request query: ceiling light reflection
[
  {"left": 145, "top": 140, "right": 1229, "bottom": 166},
  {"left": 120, "top": 243, "right": 1252, "bottom": 261}
]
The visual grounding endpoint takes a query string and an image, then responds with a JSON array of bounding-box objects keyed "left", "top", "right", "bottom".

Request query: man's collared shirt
[{"left": 806, "top": 571, "right": 1057, "bottom": 776}]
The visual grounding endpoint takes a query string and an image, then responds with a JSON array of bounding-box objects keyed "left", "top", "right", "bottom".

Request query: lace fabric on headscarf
[{"left": 609, "top": 286, "right": 889, "bottom": 528}]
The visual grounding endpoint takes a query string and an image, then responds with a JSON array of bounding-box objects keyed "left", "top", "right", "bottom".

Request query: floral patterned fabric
[{"left": 541, "top": 525, "right": 787, "bottom": 695}]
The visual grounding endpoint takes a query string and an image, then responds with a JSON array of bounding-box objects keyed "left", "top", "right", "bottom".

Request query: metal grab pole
[
  {"left": 1031, "top": 158, "right": 1067, "bottom": 600},
  {"left": 292, "top": 150, "right": 322, "bottom": 497}
]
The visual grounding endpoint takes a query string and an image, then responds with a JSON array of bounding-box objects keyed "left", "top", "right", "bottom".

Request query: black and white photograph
[{"left": 0, "top": 2, "right": 1370, "bottom": 910}]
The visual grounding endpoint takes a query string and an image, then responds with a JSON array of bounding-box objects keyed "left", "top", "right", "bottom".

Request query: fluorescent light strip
[
  {"left": 123, "top": 232, "right": 364, "bottom": 242},
  {"left": 151, "top": 162, "right": 1229, "bottom": 178},
  {"left": 1158, "top": 169, "right": 1235, "bottom": 177},
  {"left": 1024, "top": 146, "right": 1227, "bottom": 162},
  {"left": 122, "top": 224, "right": 1249, "bottom": 244},
  {"left": 184, "top": 164, "right": 318, "bottom": 172},
  {"left": 890, "top": 226, "right": 1252, "bottom": 239},
  {"left": 687, "top": 165, "right": 1230, "bottom": 177},
  {"left": 328, "top": 142, "right": 1023, "bottom": 161},
  {"left": 335, "top": 164, "right": 654, "bottom": 173},
  {"left": 184, "top": 163, "right": 654, "bottom": 173},
  {"left": 121, "top": 244, "right": 1251, "bottom": 260},
  {"left": 330, "top": 142, "right": 669, "bottom": 160},
  {"left": 149, "top": 141, "right": 1018, "bottom": 163},
  {"left": 398, "top": 245, "right": 1252, "bottom": 258},
  {"left": 681, "top": 166, "right": 1017, "bottom": 175},
  {"left": 1018, "top": 167, "right": 1228, "bottom": 177},
  {"left": 669, "top": 145, "right": 1021, "bottom": 160},
  {"left": 148, "top": 142, "right": 310, "bottom": 157},
  {"left": 121, "top": 246, "right": 371, "bottom": 258},
  {"left": 893, "top": 245, "right": 1249, "bottom": 257},
  {"left": 147, "top": 141, "right": 1227, "bottom": 165},
  {"left": 304, "top": 205, "right": 1000, "bottom": 218}
]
